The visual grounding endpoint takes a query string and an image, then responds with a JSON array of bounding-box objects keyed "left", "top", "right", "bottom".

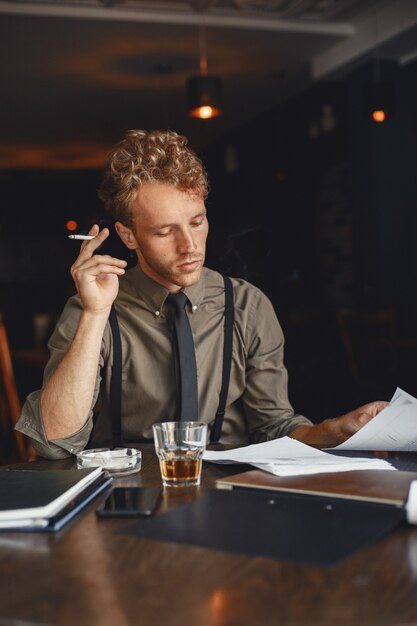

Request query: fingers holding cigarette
[
  {"left": 68, "top": 224, "right": 110, "bottom": 255},
  {"left": 70, "top": 225, "right": 119, "bottom": 276},
  {"left": 67, "top": 223, "right": 107, "bottom": 242},
  {"left": 69, "top": 224, "right": 129, "bottom": 284},
  {"left": 69, "top": 225, "right": 127, "bottom": 310}
]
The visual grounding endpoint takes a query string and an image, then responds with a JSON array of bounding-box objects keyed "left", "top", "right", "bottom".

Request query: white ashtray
[{"left": 76, "top": 448, "right": 142, "bottom": 476}]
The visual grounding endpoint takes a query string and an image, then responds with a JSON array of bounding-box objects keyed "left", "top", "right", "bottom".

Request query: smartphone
[{"left": 96, "top": 487, "right": 162, "bottom": 517}]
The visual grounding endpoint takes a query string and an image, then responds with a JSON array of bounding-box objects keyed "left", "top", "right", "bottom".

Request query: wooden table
[{"left": 1, "top": 449, "right": 417, "bottom": 626}]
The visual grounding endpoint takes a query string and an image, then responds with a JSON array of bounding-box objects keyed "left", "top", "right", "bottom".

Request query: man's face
[{"left": 116, "top": 182, "right": 209, "bottom": 292}]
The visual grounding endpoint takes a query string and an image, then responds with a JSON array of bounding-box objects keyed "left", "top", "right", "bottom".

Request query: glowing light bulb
[
  {"left": 198, "top": 106, "right": 214, "bottom": 119},
  {"left": 372, "top": 109, "right": 386, "bottom": 123}
]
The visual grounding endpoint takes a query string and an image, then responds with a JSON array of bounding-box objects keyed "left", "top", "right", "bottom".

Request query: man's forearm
[{"left": 40, "top": 310, "right": 109, "bottom": 441}]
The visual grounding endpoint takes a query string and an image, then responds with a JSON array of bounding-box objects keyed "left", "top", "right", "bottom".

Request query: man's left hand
[
  {"left": 290, "top": 400, "right": 389, "bottom": 448},
  {"left": 329, "top": 400, "right": 389, "bottom": 442}
]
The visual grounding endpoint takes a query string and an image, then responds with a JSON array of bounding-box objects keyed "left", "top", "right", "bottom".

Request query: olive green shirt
[{"left": 16, "top": 265, "right": 312, "bottom": 458}]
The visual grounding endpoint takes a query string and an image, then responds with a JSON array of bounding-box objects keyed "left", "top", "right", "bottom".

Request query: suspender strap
[
  {"left": 109, "top": 304, "right": 124, "bottom": 448},
  {"left": 210, "top": 275, "right": 234, "bottom": 444},
  {"left": 108, "top": 275, "right": 234, "bottom": 447}
]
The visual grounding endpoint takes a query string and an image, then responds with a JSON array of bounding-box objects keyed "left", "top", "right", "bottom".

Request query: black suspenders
[
  {"left": 108, "top": 306, "right": 124, "bottom": 448},
  {"left": 209, "top": 275, "right": 234, "bottom": 443},
  {"left": 107, "top": 275, "right": 234, "bottom": 448}
]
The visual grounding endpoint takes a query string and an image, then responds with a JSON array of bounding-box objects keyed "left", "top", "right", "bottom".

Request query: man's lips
[{"left": 177, "top": 259, "right": 202, "bottom": 272}]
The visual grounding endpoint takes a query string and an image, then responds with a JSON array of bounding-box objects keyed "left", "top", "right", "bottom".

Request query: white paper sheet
[
  {"left": 328, "top": 388, "right": 417, "bottom": 451},
  {"left": 203, "top": 436, "right": 394, "bottom": 476}
]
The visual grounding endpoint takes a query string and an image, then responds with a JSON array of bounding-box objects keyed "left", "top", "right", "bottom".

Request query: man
[{"left": 16, "top": 129, "right": 386, "bottom": 459}]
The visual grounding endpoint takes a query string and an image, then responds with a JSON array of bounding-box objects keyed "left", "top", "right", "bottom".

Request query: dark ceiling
[{"left": 1, "top": 0, "right": 416, "bottom": 168}]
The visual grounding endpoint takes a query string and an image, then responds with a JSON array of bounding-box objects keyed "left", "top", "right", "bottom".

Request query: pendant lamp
[
  {"left": 363, "top": 10, "right": 396, "bottom": 124},
  {"left": 187, "top": 21, "right": 222, "bottom": 119}
]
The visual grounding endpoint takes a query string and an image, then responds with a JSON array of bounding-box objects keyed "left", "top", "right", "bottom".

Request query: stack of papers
[
  {"left": 204, "top": 387, "right": 417, "bottom": 477},
  {"left": 204, "top": 437, "right": 395, "bottom": 476}
]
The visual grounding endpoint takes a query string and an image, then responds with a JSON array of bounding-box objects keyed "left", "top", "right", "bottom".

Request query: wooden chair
[{"left": 0, "top": 313, "right": 36, "bottom": 462}]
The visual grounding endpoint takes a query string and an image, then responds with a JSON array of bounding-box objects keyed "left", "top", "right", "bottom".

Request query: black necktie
[{"left": 168, "top": 292, "right": 198, "bottom": 421}]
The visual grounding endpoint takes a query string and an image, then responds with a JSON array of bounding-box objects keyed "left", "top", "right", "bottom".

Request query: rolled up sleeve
[{"left": 16, "top": 390, "right": 93, "bottom": 459}]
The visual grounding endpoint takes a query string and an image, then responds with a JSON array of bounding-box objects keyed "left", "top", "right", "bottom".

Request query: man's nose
[{"left": 177, "top": 228, "right": 196, "bottom": 252}]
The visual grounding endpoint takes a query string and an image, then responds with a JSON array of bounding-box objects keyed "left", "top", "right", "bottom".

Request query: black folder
[
  {"left": 121, "top": 489, "right": 404, "bottom": 566},
  {"left": 0, "top": 468, "right": 112, "bottom": 531}
]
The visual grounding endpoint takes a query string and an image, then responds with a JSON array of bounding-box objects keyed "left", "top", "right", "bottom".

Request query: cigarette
[{"left": 67, "top": 234, "right": 95, "bottom": 240}]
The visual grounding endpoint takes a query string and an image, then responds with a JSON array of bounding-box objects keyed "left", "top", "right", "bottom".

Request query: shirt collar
[
  {"left": 122, "top": 263, "right": 206, "bottom": 313},
  {"left": 182, "top": 272, "right": 205, "bottom": 308}
]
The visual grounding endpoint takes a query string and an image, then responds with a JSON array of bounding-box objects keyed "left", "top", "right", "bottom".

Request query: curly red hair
[{"left": 98, "top": 129, "right": 209, "bottom": 228}]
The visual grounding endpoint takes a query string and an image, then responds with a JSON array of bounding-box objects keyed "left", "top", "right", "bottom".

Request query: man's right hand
[{"left": 70, "top": 224, "right": 128, "bottom": 315}]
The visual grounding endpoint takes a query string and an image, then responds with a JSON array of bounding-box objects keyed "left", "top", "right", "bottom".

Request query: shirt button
[
  {"left": 155, "top": 310, "right": 160, "bottom": 316},
  {"left": 192, "top": 305, "right": 198, "bottom": 312}
]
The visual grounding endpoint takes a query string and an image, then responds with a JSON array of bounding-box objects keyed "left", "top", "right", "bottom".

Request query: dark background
[{"left": 2, "top": 54, "right": 417, "bottom": 436}]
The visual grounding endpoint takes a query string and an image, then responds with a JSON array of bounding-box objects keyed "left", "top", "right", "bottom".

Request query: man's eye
[
  {"left": 156, "top": 231, "right": 170, "bottom": 237},
  {"left": 192, "top": 220, "right": 203, "bottom": 227}
]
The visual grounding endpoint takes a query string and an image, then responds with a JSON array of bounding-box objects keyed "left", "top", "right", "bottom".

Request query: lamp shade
[{"left": 187, "top": 75, "right": 223, "bottom": 119}]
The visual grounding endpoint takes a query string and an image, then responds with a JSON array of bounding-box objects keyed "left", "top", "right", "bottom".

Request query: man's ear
[{"left": 115, "top": 221, "right": 138, "bottom": 250}]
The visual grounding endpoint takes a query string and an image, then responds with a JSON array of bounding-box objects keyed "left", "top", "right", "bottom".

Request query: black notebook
[{"left": 0, "top": 467, "right": 112, "bottom": 531}]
